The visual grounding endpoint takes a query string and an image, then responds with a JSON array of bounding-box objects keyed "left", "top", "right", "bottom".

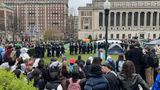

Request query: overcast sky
[{"left": 69, "top": 0, "right": 92, "bottom": 15}]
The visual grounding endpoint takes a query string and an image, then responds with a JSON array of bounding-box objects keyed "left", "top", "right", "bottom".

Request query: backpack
[
  {"left": 68, "top": 78, "right": 81, "bottom": 90},
  {"left": 148, "top": 53, "right": 159, "bottom": 67}
]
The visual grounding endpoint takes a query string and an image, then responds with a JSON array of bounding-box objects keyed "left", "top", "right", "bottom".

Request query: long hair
[
  {"left": 118, "top": 55, "right": 124, "bottom": 60},
  {"left": 121, "top": 61, "right": 135, "bottom": 79}
]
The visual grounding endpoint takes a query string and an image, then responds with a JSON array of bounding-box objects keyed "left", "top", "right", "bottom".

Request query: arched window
[
  {"left": 140, "top": 12, "right": 144, "bottom": 26},
  {"left": 110, "top": 12, "right": 114, "bottom": 26},
  {"left": 128, "top": 12, "right": 132, "bottom": 26},
  {"left": 122, "top": 12, "right": 126, "bottom": 26},
  {"left": 134, "top": 12, "right": 138, "bottom": 26},
  {"left": 116, "top": 12, "right": 120, "bottom": 26},
  {"left": 147, "top": 12, "right": 151, "bottom": 26},
  {"left": 153, "top": 12, "right": 157, "bottom": 26}
]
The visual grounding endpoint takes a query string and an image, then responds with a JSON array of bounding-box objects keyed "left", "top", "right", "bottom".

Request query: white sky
[{"left": 69, "top": 0, "right": 92, "bottom": 16}]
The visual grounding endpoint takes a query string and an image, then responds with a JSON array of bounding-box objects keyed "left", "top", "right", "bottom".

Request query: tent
[
  {"left": 145, "top": 39, "right": 160, "bottom": 45},
  {"left": 108, "top": 44, "right": 124, "bottom": 55}
]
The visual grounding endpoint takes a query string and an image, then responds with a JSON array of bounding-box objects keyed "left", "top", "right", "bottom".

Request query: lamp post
[{"left": 104, "top": 0, "right": 111, "bottom": 60}]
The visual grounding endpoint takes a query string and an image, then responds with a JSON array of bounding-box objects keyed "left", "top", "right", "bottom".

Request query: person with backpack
[
  {"left": 67, "top": 66, "right": 86, "bottom": 90},
  {"left": 144, "top": 47, "right": 158, "bottom": 87},
  {"left": 118, "top": 61, "right": 149, "bottom": 90},
  {"left": 45, "top": 65, "right": 62, "bottom": 90}
]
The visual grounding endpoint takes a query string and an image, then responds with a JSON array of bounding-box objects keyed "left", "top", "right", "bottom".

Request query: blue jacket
[
  {"left": 152, "top": 74, "right": 160, "bottom": 90},
  {"left": 0, "top": 47, "right": 5, "bottom": 62},
  {"left": 84, "top": 74, "right": 109, "bottom": 90}
]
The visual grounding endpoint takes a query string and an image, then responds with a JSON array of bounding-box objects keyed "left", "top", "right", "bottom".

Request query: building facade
[
  {"left": 1, "top": 0, "right": 68, "bottom": 40},
  {"left": 0, "top": 3, "right": 14, "bottom": 42},
  {"left": 66, "top": 15, "right": 78, "bottom": 41},
  {"left": 78, "top": 0, "right": 160, "bottom": 40}
]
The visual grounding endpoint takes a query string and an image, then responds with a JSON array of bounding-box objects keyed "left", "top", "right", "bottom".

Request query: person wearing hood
[
  {"left": 19, "top": 47, "right": 30, "bottom": 61},
  {"left": 49, "top": 57, "right": 61, "bottom": 68}
]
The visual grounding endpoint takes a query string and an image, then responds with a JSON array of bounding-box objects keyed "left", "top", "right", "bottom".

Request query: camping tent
[
  {"left": 145, "top": 39, "right": 160, "bottom": 45},
  {"left": 108, "top": 44, "right": 124, "bottom": 55}
]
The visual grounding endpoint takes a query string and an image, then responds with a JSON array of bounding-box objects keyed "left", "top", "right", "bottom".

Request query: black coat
[
  {"left": 127, "top": 48, "right": 145, "bottom": 78},
  {"left": 84, "top": 74, "right": 109, "bottom": 90},
  {"left": 103, "top": 71, "right": 121, "bottom": 90},
  {"left": 118, "top": 73, "right": 149, "bottom": 90}
]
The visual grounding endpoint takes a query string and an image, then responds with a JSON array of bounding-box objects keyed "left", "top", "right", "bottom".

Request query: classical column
[
  {"left": 132, "top": 12, "right": 134, "bottom": 27},
  {"left": 120, "top": 12, "right": 122, "bottom": 26},
  {"left": 150, "top": 12, "right": 153, "bottom": 26},
  {"left": 144, "top": 12, "right": 147, "bottom": 27},
  {"left": 114, "top": 12, "right": 116, "bottom": 26},
  {"left": 108, "top": 12, "right": 111, "bottom": 27},
  {"left": 126, "top": 12, "right": 128, "bottom": 27},
  {"left": 138, "top": 12, "right": 141, "bottom": 27},
  {"left": 103, "top": 11, "right": 105, "bottom": 27},
  {"left": 157, "top": 12, "right": 159, "bottom": 27}
]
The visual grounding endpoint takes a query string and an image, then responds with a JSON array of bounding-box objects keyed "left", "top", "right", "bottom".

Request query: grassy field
[{"left": 43, "top": 50, "right": 118, "bottom": 65}]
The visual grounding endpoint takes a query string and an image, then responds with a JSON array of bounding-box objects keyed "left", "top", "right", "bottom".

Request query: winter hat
[{"left": 69, "top": 58, "right": 76, "bottom": 64}]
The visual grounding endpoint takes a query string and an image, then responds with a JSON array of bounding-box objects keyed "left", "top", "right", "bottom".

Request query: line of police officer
[
  {"left": 69, "top": 42, "right": 106, "bottom": 55},
  {"left": 35, "top": 43, "right": 65, "bottom": 58}
]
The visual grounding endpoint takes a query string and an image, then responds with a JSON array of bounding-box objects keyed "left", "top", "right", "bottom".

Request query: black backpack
[{"left": 148, "top": 53, "right": 159, "bottom": 67}]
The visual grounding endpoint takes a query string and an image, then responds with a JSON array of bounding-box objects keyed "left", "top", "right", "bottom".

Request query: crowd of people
[{"left": 0, "top": 41, "right": 160, "bottom": 90}]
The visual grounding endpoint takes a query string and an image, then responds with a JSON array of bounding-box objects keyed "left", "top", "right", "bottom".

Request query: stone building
[
  {"left": 0, "top": 3, "right": 14, "bottom": 42},
  {"left": 66, "top": 15, "right": 78, "bottom": 41},
  {"left": 78, "top": 0, "right": 160, "bottom": 40},
  {"left": 1, "top": 0, "right": 68, "bottom": 40}
]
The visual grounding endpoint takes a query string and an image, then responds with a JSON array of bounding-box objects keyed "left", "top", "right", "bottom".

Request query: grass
[{"left": 43, "top": 50, "right": 119, "bottom": 65}]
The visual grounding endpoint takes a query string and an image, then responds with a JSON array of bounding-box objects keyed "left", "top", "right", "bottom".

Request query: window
[
  {"left": 116, "top": 12, "right": 120, "bottom": 26},
  {"left": 99, "top": 12, "right": 103, "bottom": 26},
  {"left": 116, "top": 34, "right": 119, "bottom": 39},
  {"left": 110, "top": 12, "right": 114, "bottom": 26},
  {"left": 153, "top": 34, "right": 156, "bottom": 39},
  {"left": 147, "top": 12, "right": 151, "bottom": 26},
  {"left": 153, "top": 12, "right": 157, "bottom": 26},
  {"left": 99, "top": 34, "right": 102, "bottom": 39},
  {"left": 122, "top": 12, "right": 126, "bottom": 26},
  {"left": 140, "top": 12, "right": 144, "bottom": 26},
  {"left": 122, "top": 34, "right": 125, "bottom": 39},
  {"left": 134, "top": 12, "right": 138, "bottom": 26},
  {"left": 111, "top": 34, "right": 114, "bottom": 39}
]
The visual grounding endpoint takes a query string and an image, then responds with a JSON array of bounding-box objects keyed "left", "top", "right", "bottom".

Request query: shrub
[{"left": 0, "top": 69, "right": 36, "bottom": 90}]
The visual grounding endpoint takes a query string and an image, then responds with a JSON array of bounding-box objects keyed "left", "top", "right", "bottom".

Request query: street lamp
[{"left": 104, "top": 0, "right": 111, "bottom": 60}]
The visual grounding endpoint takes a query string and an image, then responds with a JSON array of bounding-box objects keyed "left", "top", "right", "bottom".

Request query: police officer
[
  {"left": 47, "top": 44, "right": 51, "bottom": 57},
  {"left": 61, "top": 43, "right": 65, "bottom": 55},
  {"left": 87, "top": 43, "right": 90, "bottom": 54},
  {"left": 52, "top": 43, "right": 55, "bottom": 57},
  {"left": 79, "top": 42, "right": 82, "bottom": 54},
  {"left": 69, "top": 42, "right": 73, "bottom": 55},
  {"left": 90, "top": 43, "right": 93, "bottom": 54},
  {"left": 56, "top": 43, "right": 60, "bottom": 57},
  {"left": 94, "top": 42, "right": 97, "bottom": 53},
  {"left": 74, "top": 42, "right": 78, "bottom": 55}
]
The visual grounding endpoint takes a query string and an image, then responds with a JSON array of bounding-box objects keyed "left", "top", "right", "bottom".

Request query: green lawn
[{"left": 43, "top": 50, "right": 119, "bottom": 65}]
